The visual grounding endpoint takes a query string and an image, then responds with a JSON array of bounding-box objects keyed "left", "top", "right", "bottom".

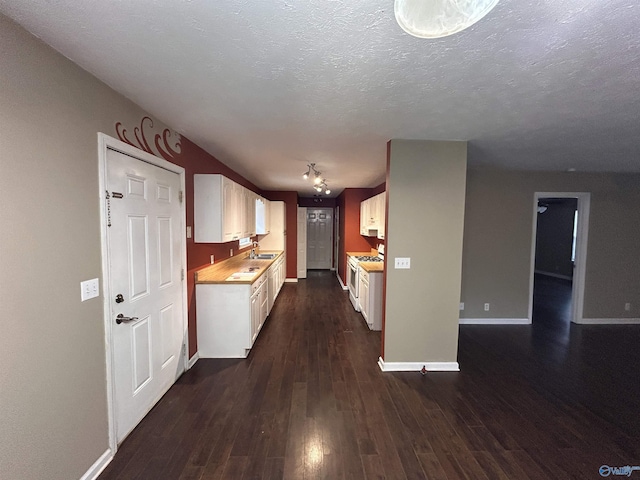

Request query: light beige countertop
[
  {"left": 347, "top": 250, "right": 384, "bottom": 272},
  {"left": 359, "top": 262, "right": 384, "bottom": 273},
  {"left": 346, "top": 250, "right": 377, "bottom": 257},
  {"left": 195, "top": 250, "right": 284, "bottom": 284}
]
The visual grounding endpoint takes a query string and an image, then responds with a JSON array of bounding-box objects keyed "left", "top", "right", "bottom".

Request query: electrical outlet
[
  {"left": 80, "top": 278, "right": 99, "bottom": 302},
  {"left": 230, "top": 249, "right": 234, "bottom": 257},
  {"left": 625, "top": 302, "right": 631, "bottom": 311},
  {"left": 210, "top": 254, "right": 215, "bottom": 264},
  {"left": 484, "top": 303, "right": 490, "bottom": 311},
  {"left": 394, "top": 257, "right": 411, "bottom": 269},
  {"left": 186, "top": 226, "right": 192, "bottom": 239},
  {"left": 459, "top": 302, "right": 464, "bottom": 311}
]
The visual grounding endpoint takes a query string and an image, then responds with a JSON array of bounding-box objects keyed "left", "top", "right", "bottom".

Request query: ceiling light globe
[
  {"left": 314, "top": 176, "right": 322, "bottom": 185},
  {"left": 325, "top": 189, "right": 331, "bottom": 195},
  {"left": 394, "top": 0, "right": 499, "bottom": 39},
  {"left": 303, "top": 172, "right": 309, "bottom": 180}
]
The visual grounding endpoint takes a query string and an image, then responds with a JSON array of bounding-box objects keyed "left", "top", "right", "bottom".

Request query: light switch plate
[
  {"left": 186, "top": 226, "right": 192, "bottom": 238},
  {"left": 81, "top": 278, "right": 99, "bottom": 301},
  {"left": 394, "top": 257, "right": 411, "bottom": 269}
]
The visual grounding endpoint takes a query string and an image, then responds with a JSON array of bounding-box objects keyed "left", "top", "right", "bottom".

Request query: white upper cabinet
[
  {"left": 255, "top": 196, "right": 271, "bottom": 235},
  {"left": 194, "top": 174, "right": 258, "bottom": 243},
  {"left": 360, "top": 192, "right": 386, "bottom": 238}
]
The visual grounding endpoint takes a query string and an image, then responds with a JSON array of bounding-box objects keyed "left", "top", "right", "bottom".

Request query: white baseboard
[
  {"left": 336, "top": 273, "right": 348, "bottom": 290},
  {"left": 576, "top": 318, "right": 640, "bottom": 325},
  {"left": 80, "top": 448, "right": 113, "bottom": 480},
  {"left": 284, "top": 278, "right": 298, "bottom": 283},
  {"left": 459, "top": 318, "right": 531, "bottom": 325},
  {"left": 188, "top": 352, "right": 199, "bottom": 369},
  {"left": 378, "top": 356, "right": 460, "bottom": 372},
  {"left": 535, "top": 270, "right": 573, "bottom": 281}
]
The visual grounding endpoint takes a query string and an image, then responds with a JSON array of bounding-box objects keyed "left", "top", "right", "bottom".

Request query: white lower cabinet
[
  {"left": 358, "top": 269, "right": 383, "bottom": 331},
  {"left": 268, "top": 254, "right": 286, "bottom": 310},
  {"left": 197, "top": 254, "right": 285, "bottom": 358}
]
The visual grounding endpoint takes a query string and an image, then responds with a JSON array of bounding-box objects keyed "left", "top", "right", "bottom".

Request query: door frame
[
  {"left": 527, "top": 191, "right": 590, "bottom": 324},
  {"left": 98, "top": 133, "right": 188, "bottom": 454},
  {"left": 306, "top": 207, "right": 334, "bottom": 270}
]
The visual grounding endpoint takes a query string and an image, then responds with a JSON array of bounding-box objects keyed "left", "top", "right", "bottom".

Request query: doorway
[
  {"left": 306, "top": 208, "right": 333, "bottom": 270},
  {"left": 98, "top": 134, "right": 188, "bottom": 451},
  {"left": 528, "top": 192, "right": 590, "bottom": 325}
]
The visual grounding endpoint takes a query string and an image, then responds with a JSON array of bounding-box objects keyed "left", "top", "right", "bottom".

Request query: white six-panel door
[{"left": 106, "top": 147, "right": 185, "bottom": 444}]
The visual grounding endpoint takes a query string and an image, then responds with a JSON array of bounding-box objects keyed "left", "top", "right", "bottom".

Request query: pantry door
[{"left": 101, "top": 135, "right": 186, "bottom": 446}]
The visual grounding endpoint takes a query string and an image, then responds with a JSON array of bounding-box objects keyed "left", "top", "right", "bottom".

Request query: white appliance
[
  {"left": 347, "top": 255, "right": 360, "bottom": 311},
  {"left": 259, "top": 201, "right": 286, "bottom": 250},
  {"left": 348, "top": 246, "right": 384, "bottom": 312}
]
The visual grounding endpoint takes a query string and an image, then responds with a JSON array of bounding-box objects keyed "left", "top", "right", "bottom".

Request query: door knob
[
  {"left": 116, "top": 313, "right": 138, "bottom": 324},
  {"left": 115, "top": 294, "right": 124, "bottom": 303}
]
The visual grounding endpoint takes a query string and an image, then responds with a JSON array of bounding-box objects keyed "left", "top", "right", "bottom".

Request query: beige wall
[
  {"left": 461, "top": 168, "right": 640, "bottom": 320},
  {"left": 384, "top": 140, "right": 467, "bottom": 364},
  {"left": 0, "top": 15, "right": 155, "bottom": 479}
]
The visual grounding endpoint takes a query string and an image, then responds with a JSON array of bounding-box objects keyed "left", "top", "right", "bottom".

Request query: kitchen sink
[{"left": 255, "top": 253, "right": 277, "bottom": 259}]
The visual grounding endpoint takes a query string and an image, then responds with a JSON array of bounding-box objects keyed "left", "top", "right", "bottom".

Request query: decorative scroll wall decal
[{"left": 115, "top": 116, "right": 181, "bottom": 161}]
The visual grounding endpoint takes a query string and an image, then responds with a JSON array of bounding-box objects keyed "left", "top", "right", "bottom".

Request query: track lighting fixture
[
  {"left": 302, "top": 163, "right": 319, "bottom": 180},
  {"left": 303, "top": 163, "right": 331, "bottom": 195}
]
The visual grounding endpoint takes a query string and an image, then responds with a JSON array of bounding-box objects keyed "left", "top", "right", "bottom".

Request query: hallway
[{"left": 100, "top": 271, "right": 640, "bottom": 479}]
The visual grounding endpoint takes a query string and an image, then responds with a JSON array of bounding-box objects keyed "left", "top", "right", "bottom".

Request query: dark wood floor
[{"left": 100, "top": 271, "right": 640, "bottom": 480}]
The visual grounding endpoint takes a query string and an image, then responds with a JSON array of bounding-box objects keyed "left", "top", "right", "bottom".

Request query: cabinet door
[
  {"left": 360, "top": 275, "right": 370, "bottom": 321},
  {"left": 279, "top": 258, "right": 286, "bottom": 291},
  {"left": 368, "top": 197, "right": 377, "bottom": 227},
  {"left": 360, "top": 200, "right": 368, "bottom": 235},
  {"left": 256, "top": 196, "right": 267, "bottom": 235},
  {"left": 222, "top": 177, "right": 238, "bottom": 241},
  {"left": 250, "top": 290, "right": 259, "bottom": 344},
  {"left": 259, "top": 282, "right": 268, "bottom": 328},
  {"left": 267, "top": 268, "right": 275, "bottom": 314},
  {"left": 377, "top": 192, "right": 385, "bottom": 239}
]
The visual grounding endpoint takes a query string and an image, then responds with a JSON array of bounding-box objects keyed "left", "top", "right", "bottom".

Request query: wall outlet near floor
[
  {"left": 80, "top": 278, "right": 99, "bottom": 302},
  {"left": 230, "top": 249, "right": 233, "bottom": 257},
  {"left": 210, "top": 254, "right": 215, "bottom": 264},
  {"left": 394, "top": 257, "right": 411, "bottom": 269},
  {"left": 484, "top": 303, "right": 490, "bottom": 311},
  {"left": 625, "top": 302, "right": 631, "bottom": 311},
  {"left": 460, "top": 302, "right": 465, "bottom": 311}
]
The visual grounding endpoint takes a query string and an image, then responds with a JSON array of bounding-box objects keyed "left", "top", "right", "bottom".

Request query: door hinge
[
  {"left": 181, "top": 268, "right": 185, "bottom": 281},
  {"left": 179, "top": 190, "right": 183, "bottom": 203}
]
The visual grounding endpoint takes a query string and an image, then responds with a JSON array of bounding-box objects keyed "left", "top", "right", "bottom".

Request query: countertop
[
  {"left": 195, "top": 250, "right": 284, "bottom": 284},
  {"left": 359, "top": 262, "right": 384, "bottom": 273},
  {"left": 347, "top": 250, "right": 384, "bottom": 273}
]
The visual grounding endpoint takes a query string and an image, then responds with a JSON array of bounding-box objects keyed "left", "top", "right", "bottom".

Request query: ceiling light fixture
[
  {"left": 303, "top": 163, "right": 331, "bottom": 195},
  {"left": 314, "top": 180, "right": 331, "bottom": 195},
  {"left": 394, "top": 0, "right": 499, "bottom": 39},
  {"left": 303, "top": 163, "right": 320, "bottom": 180}
]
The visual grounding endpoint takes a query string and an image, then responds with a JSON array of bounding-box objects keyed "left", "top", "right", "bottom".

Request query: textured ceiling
[{"left": 1, "top": 0, "right": 639, "bottom": 196}]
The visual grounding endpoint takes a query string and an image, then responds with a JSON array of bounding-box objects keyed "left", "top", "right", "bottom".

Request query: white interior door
[
  {"left": 297, "top": 207, "right": 307, "bottom": 278},
  {"left": 307, "top": 208, "right": 333, "bottom": 269},
  {"left": 106, "top": 146, "right": 185, "bottom": 444}
]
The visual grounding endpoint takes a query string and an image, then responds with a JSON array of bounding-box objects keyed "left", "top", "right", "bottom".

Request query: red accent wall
[
  {"left": 336, "top": 187, "right": 385, "bottom": 284},
  {"left": 262, "top": 191, "right": 299, "bottom": 279},
  {"left": 298, "top": 196, "right": 337, "bottom": 208}
]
